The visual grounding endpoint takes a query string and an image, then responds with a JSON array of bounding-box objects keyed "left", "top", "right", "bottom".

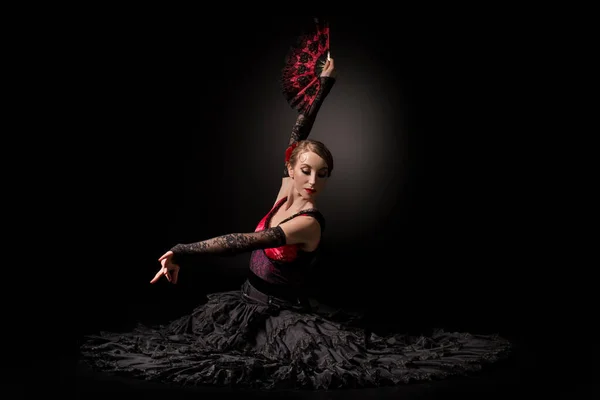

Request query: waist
[{"left": 246, "top": 269, "right": 305, "bottom": 303}]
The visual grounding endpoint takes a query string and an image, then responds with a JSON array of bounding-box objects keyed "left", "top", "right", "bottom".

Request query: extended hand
[
  {"left": 150, "top": 250, "right": 180, "bottom": 284},
  {"left": 320, "top": 56, "right": 336, "bottom": 78}
]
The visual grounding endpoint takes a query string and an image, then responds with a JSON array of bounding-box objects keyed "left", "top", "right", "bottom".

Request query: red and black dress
[
  {"left": 78, "top": 19, "right": 510, "bottom": 390},
  {"left": 79, "top": 198, "right": 510, "bottom": 390}
]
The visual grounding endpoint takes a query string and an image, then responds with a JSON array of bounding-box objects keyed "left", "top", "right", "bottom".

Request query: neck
[{"left": 285, "top": 191, "right": 316, "bottom": 212}]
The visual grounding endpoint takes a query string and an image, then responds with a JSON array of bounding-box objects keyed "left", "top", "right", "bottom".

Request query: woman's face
[{"left": 288, "top": 151, "right": 329, "bottom": 200}]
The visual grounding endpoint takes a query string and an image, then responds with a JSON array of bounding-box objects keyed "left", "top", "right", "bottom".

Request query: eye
[
  {"left": 301, "top": 169, "right": 310, "bottom": 175},
  {"left": 318, "top": 173, "right": 327, "bottom": 178}
]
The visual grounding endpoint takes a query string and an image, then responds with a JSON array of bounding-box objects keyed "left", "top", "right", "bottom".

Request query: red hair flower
[{"left": 285, "top": 142, "right": 298, "bottom": 163}]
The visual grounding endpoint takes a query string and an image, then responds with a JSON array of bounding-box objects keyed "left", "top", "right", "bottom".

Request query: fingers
[
  {"left": 151, "top": 251, "right": 180, "bottom": 285},
  {"left": 327, "top": 58, "right": 335, "bottom": 71},
  {"left": 150, "top": 268, "right": 163, "bottom": 284},
  {"left": 158, "top": 251, "right": 173, "bottom": 262},
  {"left": 150, "top": 265, "right": 180, "bottom": 284},
  {"left": 320, "top": 57, "right": 335, "bottom": 78}
]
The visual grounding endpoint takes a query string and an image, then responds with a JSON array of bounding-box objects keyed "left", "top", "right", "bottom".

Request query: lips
[{"left": 305, "top": 188, "right": 316, "bottom": 194}]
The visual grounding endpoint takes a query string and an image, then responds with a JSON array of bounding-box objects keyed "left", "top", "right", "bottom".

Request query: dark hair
[{"left": 287, "top": 139, "right": 334, "bottom": 177}]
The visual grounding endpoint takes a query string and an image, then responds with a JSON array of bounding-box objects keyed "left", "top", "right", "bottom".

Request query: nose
[{"left": 308, "top": 173, "right": 317, "bottom": 185}]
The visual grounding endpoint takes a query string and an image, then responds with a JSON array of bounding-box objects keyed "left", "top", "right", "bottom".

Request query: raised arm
[
  {"left": 282, "top": 59, "right": 336, "bottom": 178},
  {"left": 273, "top": 59, "right": 336, "bottom": 207}
]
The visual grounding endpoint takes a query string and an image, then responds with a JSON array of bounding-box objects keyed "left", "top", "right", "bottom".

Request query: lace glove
[
  {"left": 170, "top": 226, "right": 286, "bottom": 263},
  {"left": 283, "top": 76, "right": 336, "bottom": 176}
]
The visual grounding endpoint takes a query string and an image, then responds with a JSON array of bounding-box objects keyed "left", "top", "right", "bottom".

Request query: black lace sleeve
[
  {"left": 169, "top": 227, "right": 287, "bottom": 263},
  {"left": 283, "top": 76, "right": 336, "bottom": 177}
]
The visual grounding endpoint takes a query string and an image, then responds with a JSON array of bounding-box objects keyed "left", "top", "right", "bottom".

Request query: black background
[{"left": 14, "top": 14, "right": 591, "bottom": 388}]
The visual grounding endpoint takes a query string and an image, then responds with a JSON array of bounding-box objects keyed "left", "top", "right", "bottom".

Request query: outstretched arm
[
  {"left": 170, "top": 227, "right": 286, "bottom": 260},
  {"left": 151, "top": 218, "right": 320, "bottom": 284},
  {"left": 150, "top": 228, "right": 286, "bottom": 284}
]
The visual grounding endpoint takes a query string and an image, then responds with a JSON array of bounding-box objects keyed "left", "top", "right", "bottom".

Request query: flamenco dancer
[{"left": 79, "top": 18, "right": 511, "bottom": 390}]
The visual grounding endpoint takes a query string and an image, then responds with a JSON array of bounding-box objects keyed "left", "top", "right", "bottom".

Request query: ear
[{"left": 287, "top": 163, "right": 294, "bottom": 178}]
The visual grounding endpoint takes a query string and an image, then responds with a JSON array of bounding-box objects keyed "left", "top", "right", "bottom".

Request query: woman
[
  {"left": 79, "top": 57, "right": 510, "bottom": 391},
  {"left": 150, "top": 58, "right": 337, "bottom": 294}
]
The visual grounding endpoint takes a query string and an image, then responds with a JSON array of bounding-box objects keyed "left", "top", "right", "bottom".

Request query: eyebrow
[{"left": 300, "top": 164, "right": 328, "bottom": 171}]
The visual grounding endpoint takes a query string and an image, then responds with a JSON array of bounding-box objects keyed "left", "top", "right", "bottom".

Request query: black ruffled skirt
[{"left": 79, "top": 279, "right": 511, "bottom": 390}]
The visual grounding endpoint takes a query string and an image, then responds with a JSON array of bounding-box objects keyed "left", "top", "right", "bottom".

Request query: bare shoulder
[{"left": 279, "top": 214, "right": 322, "bottom": 249}]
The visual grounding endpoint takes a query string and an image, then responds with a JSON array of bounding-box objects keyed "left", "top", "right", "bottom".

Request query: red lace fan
[{"left": 281, "top": 17, "right": 330, "bottom": 114}]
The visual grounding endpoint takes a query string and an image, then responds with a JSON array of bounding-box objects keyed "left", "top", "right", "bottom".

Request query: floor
[
  {"left": 12, "top": 331, "right": 594, "bottom": 399},
  {"left": 10, "top": 276, "right": 596, "bottom": 398}
]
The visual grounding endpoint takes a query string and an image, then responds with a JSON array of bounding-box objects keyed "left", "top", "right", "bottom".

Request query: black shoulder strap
[{"left": 279, "top": 209, "right": 326, "bottom": 232}]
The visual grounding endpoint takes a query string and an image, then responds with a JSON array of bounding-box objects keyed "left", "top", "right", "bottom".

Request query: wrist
[
  {"left": 319, "top": 76, "right": 336, "bottom": 87},
  {"left": 317, "top": 77, "right": 335, "bottom": 99}
]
